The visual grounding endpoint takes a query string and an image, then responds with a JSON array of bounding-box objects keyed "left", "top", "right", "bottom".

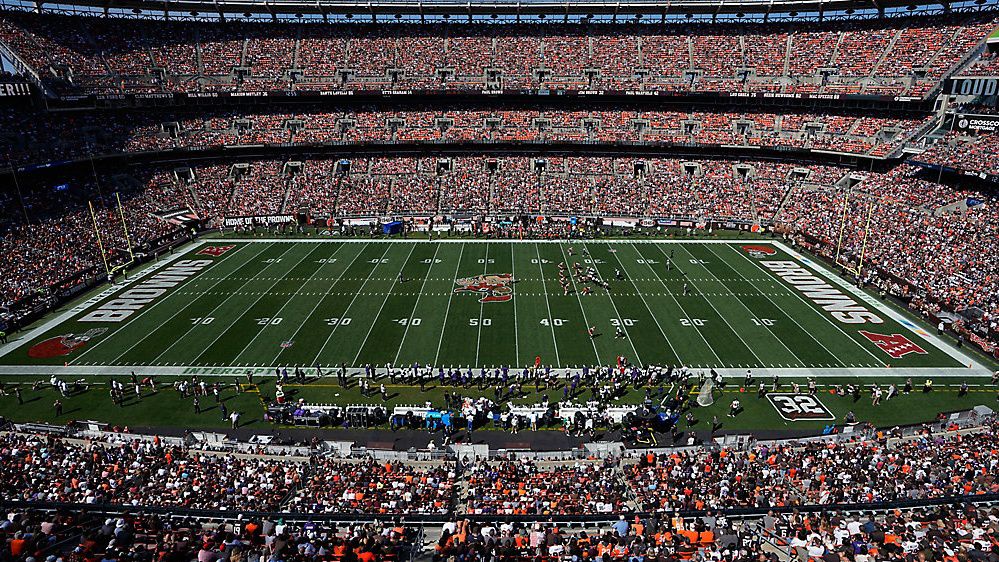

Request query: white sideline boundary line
[
  {"left": 0, "top": 365, "right": 988, "bottom": 378},
  {"left": 774, "top": 241, "right": 990, "bottom": 374},
  {"left": 212, "top": 238, "right": 770, "bottom": 244}
]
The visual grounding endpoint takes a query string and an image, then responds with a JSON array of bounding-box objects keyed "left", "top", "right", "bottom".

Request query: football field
[{"left": 0, "top": 237, "right": 986, "bottom": 379}]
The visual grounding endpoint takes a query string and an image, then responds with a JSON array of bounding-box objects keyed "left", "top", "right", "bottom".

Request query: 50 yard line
[{"left": 474, "top": 243, "right": 490, "bottom": 367}]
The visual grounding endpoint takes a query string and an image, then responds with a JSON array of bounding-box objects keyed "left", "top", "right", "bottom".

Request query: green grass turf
[
  {"left": 0, "top": 374, "right": 994, "bottom": 433},
  {"left": 0, "top": 236, "right": 990, "bottom": 433},
  {"left": 1, "top": 238, "right": 966, "bottom": 371}
]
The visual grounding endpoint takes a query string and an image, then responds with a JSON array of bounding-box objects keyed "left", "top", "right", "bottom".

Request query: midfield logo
[
  {"left": 454, "top": 273, "right": 514, "bottom": 303},
  {"left": 28, "top": 328, "right": 108, "bottom": 358},
  {"left": 767, "top": 393, "right": 835, "bottom": 421},
  {"left": 859, "top": 331, "right": 928, "bottom": 359},
  {"left": 741, "top": 245, "right": 778, "bottom": 258}
]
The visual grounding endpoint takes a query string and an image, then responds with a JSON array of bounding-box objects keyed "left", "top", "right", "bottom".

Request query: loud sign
[{"left": 766, "top": 393, "right": 835, "bottom": 421}]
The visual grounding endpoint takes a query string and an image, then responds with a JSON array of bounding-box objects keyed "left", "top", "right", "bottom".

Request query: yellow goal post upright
[
  {"left": 87, "top": 193, "right": 138, "bottom": 279},
  {"left": 833, "top": 185, "right": 877, "bottom": 278}
]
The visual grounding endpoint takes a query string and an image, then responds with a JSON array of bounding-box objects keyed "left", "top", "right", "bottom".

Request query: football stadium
[{"left": 1, "top": 0, "right": 999, "bottom": 557}]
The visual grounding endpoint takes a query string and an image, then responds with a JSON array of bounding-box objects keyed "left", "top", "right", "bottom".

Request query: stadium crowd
[
  {"left": 0, "top": 432, "right": 305, "bottom": 511},
  {"left": 0, "top": 107, "right": 930, "bottom": 168},
  {"left": 464, "top": 458, "right": 629, "bottom": 515},
  {"left": 1, "top": 418, "right": 998, "bottom": 515},
  {"left": 3, "top": 498, "right": 999, "bottom": 562},
  {"left": 431, "top": 502, "right": 999, "bottom": 561},
  {"left": 285, "top": 459, "right": 455, "bottom": 515},
  {"left": 0, "top": 169, "right": 188, "bottom": 315},
  {"left": 0, "top": 509, "right": 420, "bottom": 562},
  {"left": 627, "top": 423, "right": 999, "bottom": 511},
  {"left": 0, "top": 11, "right": 994, "bottom": 97},
  {"left": 916, "top": 129, "right": 999, "bottom": 178}
]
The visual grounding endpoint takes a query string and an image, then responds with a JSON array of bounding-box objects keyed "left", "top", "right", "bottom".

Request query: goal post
[
  {"left": 89, "top": 193, "right": 138, "bottom": 278},
  {"left": 834, "top": 187, "right": 877, "bottom": 278}
]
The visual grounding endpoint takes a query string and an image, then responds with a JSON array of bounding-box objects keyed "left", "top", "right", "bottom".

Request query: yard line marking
[
  {"left": 434, "top": 242, "right": 465, "bottom": 366},
  {"left": 708, "top": 244, "right": 846, "bottom": 368},
  {"left": 557, "top": 243, "right": 601, "bottom": 365},
  {"left": 311, "top": 243, "right": 394, "bottom": 366},
  {"left": 511, "top": 243, "right": 520, "bottom": 367},
  {"left": 742, "top": 243, "right": 887, "bottom": 366},
  {"left": 352, "top": 243, "right": 418, "bottom": 365},
  {"left": 680, "top": 243, "right": 804, "bottom": 365},
  {"left": 188, "top": 244, "right": 322, "bottom": 365},
  {"left": 630, "top": 242, "right": 723, "bottom": 366},
  {"left": 533, "top": 243, "right": 561, "bottom": 368},
  {"left": 213, "top": 238, "right": 774, "bottom": 245},
  {"left": 93, "top": 243, "right": 269, "bottom": 366},
  {"left": 394, "top": 242, "right": 443, "bottom": 366},
  {"left": 602, "top": 242, "right": 682, "bottom": 365},
  {"left": 665, "top": 243, "right": 766, "bottom": 366},
  {"left": 231, "top": 243, "right": 349, "bottom": 365},
  {"left": 0, "top": 363, "right": 986, "bottom": 378},
  {"left": 474, "top": 244, "right": 490, "bottom": 368},
  {"left": 581, "top": 243, "right": 643, "bottom": 368},
  {"left": 144, "top": 243, "right": 297, "bottom": 365}
]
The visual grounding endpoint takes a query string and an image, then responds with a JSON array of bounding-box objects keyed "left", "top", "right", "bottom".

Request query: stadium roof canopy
[{"left": 4, "top": 0, "right": 994, "bottom": 20}]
